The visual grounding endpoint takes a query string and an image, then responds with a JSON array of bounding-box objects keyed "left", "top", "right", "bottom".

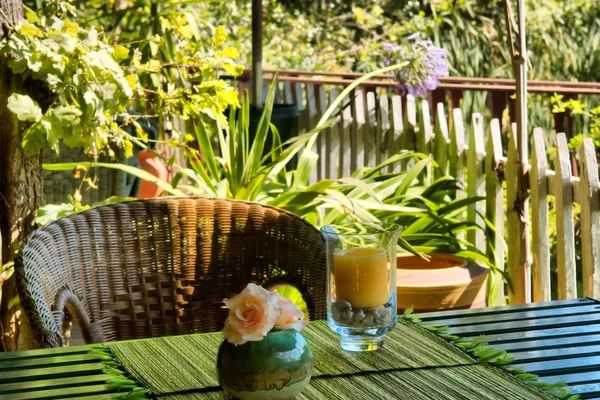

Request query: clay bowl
[{"left": 396, "top": 253, "right": 489, "bottom": 312}]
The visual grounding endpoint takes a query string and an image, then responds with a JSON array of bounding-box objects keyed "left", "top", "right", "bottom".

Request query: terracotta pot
[
  {"left": 396, "top": 254, "right": 489, "bottom": 312},
  {"left": 137, "top": 150, "right": 169, "bottom": 198}
]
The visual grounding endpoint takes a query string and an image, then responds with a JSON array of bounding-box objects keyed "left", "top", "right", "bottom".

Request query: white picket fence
[{"left": 245, "top": 78, "right": 600, "bottom": 306}]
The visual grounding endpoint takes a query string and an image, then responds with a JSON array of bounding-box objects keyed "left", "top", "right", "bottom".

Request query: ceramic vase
[{"left": 217, "top": 329, "right": 313, "bottom": 400}]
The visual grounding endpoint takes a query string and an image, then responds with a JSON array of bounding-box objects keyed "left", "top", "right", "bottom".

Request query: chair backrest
[{"left": 16, "top": 197, "right": 326, "bottom": 347}]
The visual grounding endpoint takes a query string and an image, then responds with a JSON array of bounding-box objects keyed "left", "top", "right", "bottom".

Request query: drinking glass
[{"left": 321, "top": 222, "right": 402, "bottom": 352}]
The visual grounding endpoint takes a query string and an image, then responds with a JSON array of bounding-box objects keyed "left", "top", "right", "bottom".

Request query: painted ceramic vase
[{"left": 217, "top": 329, "right": 313, "bottom": 400}]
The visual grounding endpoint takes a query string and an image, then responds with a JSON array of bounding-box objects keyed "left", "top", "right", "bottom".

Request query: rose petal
[{"left": 277, "top": 320, "right": 308, "bottom": 331}]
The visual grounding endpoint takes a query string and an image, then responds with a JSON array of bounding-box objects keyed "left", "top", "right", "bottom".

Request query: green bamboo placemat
[
  {"left": 158, "top": 365, "right": 551, "bottom": 400},
  {"left": 98, "top": 319, "right": 569, "bottom": 399},
  {"left": 106, "top": 320, "right": 475, "bottom": 396}
]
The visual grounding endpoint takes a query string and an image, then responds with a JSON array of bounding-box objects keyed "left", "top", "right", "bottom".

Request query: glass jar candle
[{"left": 321, "top": 222, "right": 401, "bottom": 352}]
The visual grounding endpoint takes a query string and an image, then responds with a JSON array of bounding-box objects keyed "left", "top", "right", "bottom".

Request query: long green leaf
[
  {"left": 242, "top": 78, "right": 277, "bottom": 184},
  {"left": 337, "top": 177, "right": 383, "bottom": 203},
  {"left": 292, "top": 149, "right": 319, "bottom": 190},
  {"left": 44, "top": 162, "right": 185, "bottom": 196},
  {"left": 396, "top": 159, "right": 430, "bottom": 196},
  {"left": 193, "top": 120, "right": 220, "bottom": 181}
]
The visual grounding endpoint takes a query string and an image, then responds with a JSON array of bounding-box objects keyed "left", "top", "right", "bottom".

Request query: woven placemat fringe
[{"left": 90, "top": 344, "right": 152, "bottom": 399}]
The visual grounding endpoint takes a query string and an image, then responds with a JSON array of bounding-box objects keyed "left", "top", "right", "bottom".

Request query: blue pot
[{"left": 217, "top": 330, "right": 313, "bottom": 400}]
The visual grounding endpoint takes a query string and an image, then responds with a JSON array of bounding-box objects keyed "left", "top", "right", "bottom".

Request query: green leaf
[
  {"left": 21, "top": 124, "right": 46, "bottom": 155},
  {"left": 242, "top": 78, "right": 277, "bottom": 184},
  {"left": 113, "top": 45, "right": 130, "bottom": 61},
  {"left": 396, "top": 159, "right": 430, "bottom": 196},
  {"left": 193, "top": 121, "right": 220, "bottom": 180},
  {"left": 8, "top": 94, "right": 42, "bottom": 122},
  {"left": 338, "top": 177, "right": 382, "bottom": 203},
  {"left": 43, "top": 162, "right": 185, "bottom": 196}
]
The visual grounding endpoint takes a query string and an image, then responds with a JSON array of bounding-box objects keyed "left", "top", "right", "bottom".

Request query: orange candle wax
[{"left": 333, "top": 247, "right": 389, "bottom": 308}]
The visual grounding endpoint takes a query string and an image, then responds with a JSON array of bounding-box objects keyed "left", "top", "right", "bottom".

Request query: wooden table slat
[
  {"left": 0, "top": 354, "right": 102, "bottom": 372},
  {"left": 478, "top": 323, "right": 600, "bottom": 343},
  {"left": 0, "top": 384, "right": 114, "bottom": 400},
  {"left": 0, "top": 374, "right": 109, "bottom": 395},
  {"left": 419, "top": 298, "right": 597, "bottom": 320},
  {"left": 492, "top": 333, "right": 600, "bottom": 352},
  {"left": 0, "top": 363, "right": 107, "bottom": 385},
  {"left": 0, "top": 346, "right": 91, "bottom": 361},
  {"left": 447, "top": 313, "right": 600, "bottom": 336},
  {"left": 566, "top": 383, "right": 600, "bottom": 398},
  {"left": 541, "top": 370, "right": 600, "bottom": 385},
  {"left": 512, "top": 355, "right": 600, "bottom": 376},
  {"left": 424, "top": 304, "right": 600, "bottom": 328},
  {"left": 509, "top": 344, "right": 600, "bottom": 363}
]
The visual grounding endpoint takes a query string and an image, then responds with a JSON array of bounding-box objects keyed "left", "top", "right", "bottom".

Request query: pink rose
[
  {"left": 222, "top": 283, "right": 276, "bottom": 345},
  {"left": 271, "top": 292, "right": 308, "bottom": 331}
]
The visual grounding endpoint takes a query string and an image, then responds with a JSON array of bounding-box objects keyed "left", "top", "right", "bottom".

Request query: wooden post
[
  {"left": 341, "top": 97, "right": 353, "bottom": 178},
  {"left": 352, "top": 89, "right": 366, "bottom": 172},
  {"left": 449, "top": 108, "right": 466, "bottom": 186},
  {"left": 485, "top": 118, "right": 506, "bottom": 305},
  {"left": 506, "top": 123, "right": 530, "bottom": 303},
  {"left": 378, "top": 94, "right": 391, "bottom": 170},
  {"left": 554, "top": 132, "right": 577, "bottom": 299},
  {"left": 504, "top": 0, "right": 530, "bottom": 304},
  {"left": 366, "top": 92, "right": 377, "bottom": 168},
  {"left": 434, "top": 102, "right": 449, "bottom": 178},
  {"left": 417, "top": 100, "right": 433, "bottom": 183},
  {"left": 530, "top": 128, "right": 551, "bottom": 302},
  {"left": 578, "top": 138, "right": 600, "bottom": 298},
  {"left": 251, "top": 0, "right": 263, "bottom": 106},
  {"left": 390, "top": 95, "right": 403, "bottom": 173},
  {"left": 401, "top": 95, "right": 417, "bottom": 170},
  {"left": 327, "top": 87, "right": 341, "bottom": 179},
  {"left": 315, "top": 85, "right": 327, "bottom": 181},
  {"left": 467, "top": 113, "right": 485, "bottom": 250}
]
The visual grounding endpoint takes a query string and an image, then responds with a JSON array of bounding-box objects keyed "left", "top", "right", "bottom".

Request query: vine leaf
[{"left": 7, "top": 94, "right": 42, "bottom": 122}]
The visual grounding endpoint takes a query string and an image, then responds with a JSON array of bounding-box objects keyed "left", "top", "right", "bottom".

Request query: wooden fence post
[
  {"left": 341, "top": 97, "right": 353, "bottom": 178},
  {"left": 506, "top": 123, "right": 531, "bottom": 303},
  {"left": 485, "top": 118, "right": 505, "bottom": 305},
  {"left": 352, "top": 89, "right": 366, "bottom": 172},
  {"left": 467, "top": 113, "right": 485, "bottom": 250},
  {"left": 417, "top": 99, "right": 433, "bottom": 183},
  {"left": 378, "top": 94, "right": 391, "bottom": 170},
  {"left": 315, "top": 84, "right": 328, "bottom": 182},
  {"left": 554, "top": 132, "right": 577, "bottom": 299},
  {"left": 530, "top": 128, "right": 551, "bottom": 302},
  {"left": 305, "top": 84, "right": 319, "bottom": 184},
  {"left": 391, "top": 95, "right": 403, "bottom": 173},
  {"left": 434, "top": 103, "right": 449, "bottom": 178},
  {"left": 366, "top": 92, "right": 377, "bottom": 168},
  {"left": 578, "top": 137, "right": 600, "bottom": 298},
  {"left": 402, "top": 95, "right": 417, "bottom": 170},
  {"left": 449, "top": 108, "right": 465, "bottom": 187},
  {"left": 327, "top": 87, "right": 341, "bottom": 179}
]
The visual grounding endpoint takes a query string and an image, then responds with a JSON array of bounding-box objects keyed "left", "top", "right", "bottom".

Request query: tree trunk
[{"left": 0, "top": 0, "right": 44, "bottom": 351}]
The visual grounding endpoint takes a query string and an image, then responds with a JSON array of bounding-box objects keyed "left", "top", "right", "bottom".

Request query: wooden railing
[
  {"left": 232, "top": 71, "right": 600, "bottom": 305},
  {"left": 237, "top": 69, "right": 600, "bottom": 151}
]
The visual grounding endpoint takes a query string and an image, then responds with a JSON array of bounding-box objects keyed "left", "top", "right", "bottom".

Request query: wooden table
[
  {"left": 1, "top": 298, "right": 599, "bottom": 399},
  {"left": 421, "top": 297, "right": 600, "bottom": 399}
]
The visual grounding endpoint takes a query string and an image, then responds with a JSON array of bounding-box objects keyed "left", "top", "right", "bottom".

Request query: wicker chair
[{"left": 15, "top": 197, "right": 326, "bottom": 348}]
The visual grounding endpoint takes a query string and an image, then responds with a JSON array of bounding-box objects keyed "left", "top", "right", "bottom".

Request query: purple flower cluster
[{"left": 381, "top": 33, "right": 449, "bottom": 97}]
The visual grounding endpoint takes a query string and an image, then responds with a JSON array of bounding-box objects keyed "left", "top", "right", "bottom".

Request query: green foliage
[
  {"left": 2, "top": 3, "right": 241, "bottom": 160},
  {"left": 551, "top": 94, "right": 600, "bottom": 152},
  {"left": 34, "top": 189, "right": 136, "bottom": 226},
  {"left": 1, "top": 12, "right": 136, "bottom": 155}
]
